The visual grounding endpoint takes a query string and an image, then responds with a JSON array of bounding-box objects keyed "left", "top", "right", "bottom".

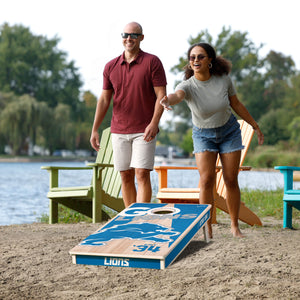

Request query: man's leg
[
  {"left": 131, "top": 134, "right": 156, "bottom": 203},
  {"left": 111, "top": 133, "right": 136, "bottom": 207},
  {"left": 135, "top": 168, "right": 152, "bottom": 203},
  {"left": 120, "top": 169, "right": 136, "bottom": 207}
]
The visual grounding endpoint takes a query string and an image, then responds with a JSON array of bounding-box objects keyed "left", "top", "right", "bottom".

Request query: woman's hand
[
  {"left": 160, "top": 96, "right": 172, "bottom": 111},
  {"left": 255, "top": 127, "right": 264, "bottom": 145}
]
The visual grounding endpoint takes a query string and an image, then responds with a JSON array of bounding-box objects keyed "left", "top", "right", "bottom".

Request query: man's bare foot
[{"left": 231, "top": 226, "right": 245, "bottom": 238}]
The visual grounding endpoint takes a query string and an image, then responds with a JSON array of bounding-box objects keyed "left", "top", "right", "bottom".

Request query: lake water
[{"left": 0, "top": 161, "right": 299, "bottom": 226}]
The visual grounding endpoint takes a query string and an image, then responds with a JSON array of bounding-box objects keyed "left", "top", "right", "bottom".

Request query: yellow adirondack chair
[
  {"left": 42, "top": 127, "right": 124, "bottom": 224},
  {"left": 154, "top": 120, "right": 262, "bottom": 226}
]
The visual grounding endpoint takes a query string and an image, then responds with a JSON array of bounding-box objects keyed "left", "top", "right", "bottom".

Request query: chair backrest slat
[{"left": 94, "top": 128, "right": 121, "bottom": 198}]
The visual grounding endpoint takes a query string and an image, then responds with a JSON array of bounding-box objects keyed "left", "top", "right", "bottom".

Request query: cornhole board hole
[{"left": 69, "top": 203, "right": 211, "bottom": 269}]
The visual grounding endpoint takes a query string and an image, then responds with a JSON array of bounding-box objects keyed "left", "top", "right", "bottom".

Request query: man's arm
[
  {"left": 143, "top": 86, "right": 166, "bottom": 142},
  {"left": 90, "top": 89, "right": 113, "bottom": 151}
]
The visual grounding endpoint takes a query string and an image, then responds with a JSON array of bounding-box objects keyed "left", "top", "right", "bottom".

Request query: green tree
[
  {"left": 237, "top": 71, "right": 266, "bottom": 120},
  {"left": 260, "top": 51, "right": 297, "bottom": 114},
  {"left": 0, "top": 94, "right": 47, "bottom": 154},
  {"left": 75, "top": 90, "right": 113, "bottom": 150},
  {"left": 288, "top": 116, "right": 300, "bottom": 149},
  {"left": 0, "top": 23, "right": 82, "bottom": 117},
  {"left": 51, "top": 104, "right": 76, "bottom": 151},
  {"left": 258, "top": 108, "right": 290, "bottom": 145},
  {"left": 180, "top": 128, "right": 193, "bottom": 155},
  {"left": 263, "top": 50, "right": 296, "bottom": 83},
  {"left": 282, "top": 73, "right": 300, "bottom": 115}
]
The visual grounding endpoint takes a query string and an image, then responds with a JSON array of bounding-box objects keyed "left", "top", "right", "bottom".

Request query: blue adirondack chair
[
  {"left": 275, "top": 166, "right": 300, "bottom": 229},
  {"left": 42, "top": 128, "right": 124, "bottom": 224}
]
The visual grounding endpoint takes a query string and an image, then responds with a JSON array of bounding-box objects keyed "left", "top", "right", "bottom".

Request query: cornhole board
[{"left": 69, "top": 203, "right": 211, "bottom": 269}]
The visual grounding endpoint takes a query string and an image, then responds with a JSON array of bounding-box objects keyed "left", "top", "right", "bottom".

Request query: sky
[{"left": 1, "top": 0, "right": 300, "bottom": 100}]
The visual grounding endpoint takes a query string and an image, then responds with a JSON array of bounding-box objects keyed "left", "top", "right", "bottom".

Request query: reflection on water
[{"left": 0, "top": 161, "right": 299, "bottom": 226}]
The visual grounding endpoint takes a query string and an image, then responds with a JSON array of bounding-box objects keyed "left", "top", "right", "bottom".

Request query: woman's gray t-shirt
[{"left": 175, "top": 75, "right": 236, "bottom": 128}]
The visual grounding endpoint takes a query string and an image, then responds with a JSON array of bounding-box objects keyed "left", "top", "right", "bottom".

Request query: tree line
[{"left": 1, "top": 24, "right": 299, "bottom": 156}]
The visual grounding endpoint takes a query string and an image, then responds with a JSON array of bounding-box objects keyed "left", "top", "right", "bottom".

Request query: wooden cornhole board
[{"left": 70, "top": 203, "right": 211, "bottom": 269}]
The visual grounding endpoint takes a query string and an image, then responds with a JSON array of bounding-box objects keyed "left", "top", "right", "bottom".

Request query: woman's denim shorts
[{"left": 192, "top": 114, "right": 245, "bottom": 154}]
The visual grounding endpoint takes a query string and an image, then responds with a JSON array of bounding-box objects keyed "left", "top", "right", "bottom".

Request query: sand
[{"left": 0, "top": 216, "right": 299, "bottom": 300}]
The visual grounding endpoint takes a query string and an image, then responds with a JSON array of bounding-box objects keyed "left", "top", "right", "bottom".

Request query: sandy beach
[{"left": 1, "top": 215, "right": 299, "bottom": 300}]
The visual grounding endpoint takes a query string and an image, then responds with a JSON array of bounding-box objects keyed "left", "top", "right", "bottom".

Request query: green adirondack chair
[{"left": 41, "top": 127, "right": 124, "bottom": 224}]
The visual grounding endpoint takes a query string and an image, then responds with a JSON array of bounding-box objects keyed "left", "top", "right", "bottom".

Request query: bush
[{"left": 245, "top": 146, "right": 300, "bottom": 168}]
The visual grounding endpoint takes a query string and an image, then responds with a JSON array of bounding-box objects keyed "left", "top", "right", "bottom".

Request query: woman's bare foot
[{"left": 231, "top": 226, "right": 245, "bottom": 238}]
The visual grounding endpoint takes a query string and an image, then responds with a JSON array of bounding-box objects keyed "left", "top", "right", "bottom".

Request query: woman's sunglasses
[{"left": 189, "top": 55, "right": 207, "bottom": 61}]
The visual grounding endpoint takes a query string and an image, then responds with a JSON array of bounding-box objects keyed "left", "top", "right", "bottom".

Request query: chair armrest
[
  {"left": 154, "top": 164, "right": 252, "bottom": 190},
  {"left": 86, "top": 163, "right": 114, "bottom": 168},
  {"left": 274, "top": 166, "right": 300, "bottom": 191},
  {"left": 41, "top": 166, "right": 92, "bottom": 170},
  {"left": 41, "top": 166, "right": 93, "bottom": 189},
  {"left": 154, "top": 166, "right": 198, "bottom": 171},
  {"left": 275, "top": 166, "right": 300, "bottom": 171},
  {"left": 239, "top": 166, "right": 251, "bottom": 171}
]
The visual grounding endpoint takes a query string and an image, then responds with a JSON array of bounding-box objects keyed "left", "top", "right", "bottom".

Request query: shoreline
[
  {"left": 0, "top": 155, "right": 276, "bottom": 170},
  {"left": 0, "top": 156, "right": 95, "bottom": 163}
]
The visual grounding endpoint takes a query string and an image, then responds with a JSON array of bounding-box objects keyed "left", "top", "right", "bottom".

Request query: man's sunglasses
[
  {"left": 121, "top": 33, "right": 142, "bottom": 39},
  {"left": 189, "top": 55, "right": 207, "bottom": 61}
]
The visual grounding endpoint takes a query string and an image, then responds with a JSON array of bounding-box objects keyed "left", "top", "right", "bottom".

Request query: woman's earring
[
  {"left": 188, "top": 64, "right": 192, "bottom": 70},
  {"left": 208, "top": 63, "right": 212, "bottom": 69}
]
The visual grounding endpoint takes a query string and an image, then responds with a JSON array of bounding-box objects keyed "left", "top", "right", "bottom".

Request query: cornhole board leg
[{"left": 70, "top": 203, "right": 211, "bottom": 269}]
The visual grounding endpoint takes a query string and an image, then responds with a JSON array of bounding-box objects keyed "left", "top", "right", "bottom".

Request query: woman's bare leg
[
  {"left": 220, "top": 150, "right": 245, "bottom": 238},
  {"left": 195, "top": 151, "right": 218, "bottom": 238}
]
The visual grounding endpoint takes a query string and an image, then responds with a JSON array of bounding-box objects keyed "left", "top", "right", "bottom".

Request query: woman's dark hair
[{"left": 184, "top": 43, "right": 232, "bottom": 80}]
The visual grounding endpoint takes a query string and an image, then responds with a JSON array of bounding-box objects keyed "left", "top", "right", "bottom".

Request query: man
[{"left": 90, "top": 22, "right": 167, "bottom": 207}]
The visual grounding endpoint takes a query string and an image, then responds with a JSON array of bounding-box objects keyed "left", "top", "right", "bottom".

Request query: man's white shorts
[{"left": 111, "top": 133, "right": 156, "bottom": 171}]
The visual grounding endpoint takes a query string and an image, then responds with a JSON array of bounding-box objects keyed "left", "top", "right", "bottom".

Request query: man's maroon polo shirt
[{"left": 103, "top": 50, "right": 167, "bottom": 134}]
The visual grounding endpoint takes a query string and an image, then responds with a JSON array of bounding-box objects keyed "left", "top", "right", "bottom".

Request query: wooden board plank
[{"left": 70, "top": 203, "right": 211, "bottom": 269}]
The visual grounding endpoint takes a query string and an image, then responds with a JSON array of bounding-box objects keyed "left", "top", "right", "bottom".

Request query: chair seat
[
  {"left": 285, "top": 189, "right": 300, "bottom": 195},
  {"left": 160, "top": 188, "right": 200, "bottom": 193},
  {"left": 50, "top": 186, "right": 92, "bottom": 192},
  {"left": 48, "top": 186, "right": 92, "bottom": 199},
  {"left": 157, "top": 191, "right": 199, "bottom": 200}
]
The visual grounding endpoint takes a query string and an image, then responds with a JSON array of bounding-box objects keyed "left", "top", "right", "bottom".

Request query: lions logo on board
[{"left": 80, "top": 223, "right": 180, "bottom": 246}]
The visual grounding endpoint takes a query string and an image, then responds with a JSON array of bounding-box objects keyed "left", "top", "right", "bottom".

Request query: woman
[{"left": 160, "top": 43, "right": 264, "bottom": 238}]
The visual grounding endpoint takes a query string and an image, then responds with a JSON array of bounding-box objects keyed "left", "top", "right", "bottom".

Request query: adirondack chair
[
  {"left": 274, "top": 166, "right": 300, "bottom": 228},
  {"left": 154, "top": 120, "right": 262, "bottom": 226},
  {"left": 41, "top": 127, "right": 124, "bottom": 224}
]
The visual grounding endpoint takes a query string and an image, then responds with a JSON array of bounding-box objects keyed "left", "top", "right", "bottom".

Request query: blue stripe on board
[
  {"left": 74, "top": 255, "right": 162, "bottom": 269},
  {"left": 164, "top": 210, "right": 210, "bottom": 268}
]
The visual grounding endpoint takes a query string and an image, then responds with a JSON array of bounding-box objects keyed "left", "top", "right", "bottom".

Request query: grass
[
  {"left": 240, "top": 188, "right": 286, "bottom": 219},
  {"left": 38, "top": 205, "right": 115, "bottom": 224},
  {"left": 38, "top": 206, "right": 92, "bottom": 224},
  {"left": 226, "top": 188, "right": 299, "bottom": 229}
]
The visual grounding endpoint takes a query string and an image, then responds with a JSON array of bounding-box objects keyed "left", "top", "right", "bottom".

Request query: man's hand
[
  {"left": 143, "top": 124, "right": 158, "bottom": 142},
  {"left": 90, "top": 131, "right": 100, "bottom": 151}
]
